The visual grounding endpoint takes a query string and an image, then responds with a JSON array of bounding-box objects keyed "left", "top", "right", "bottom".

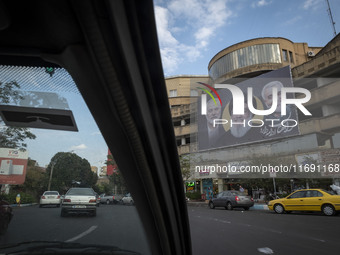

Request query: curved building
[{"left": 208, "top": 37, "right": 322, "bottom": 83}]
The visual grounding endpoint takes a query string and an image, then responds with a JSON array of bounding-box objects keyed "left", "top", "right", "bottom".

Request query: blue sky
[{"left": 154, "top": 0, "right": 340, "bottom": 76}]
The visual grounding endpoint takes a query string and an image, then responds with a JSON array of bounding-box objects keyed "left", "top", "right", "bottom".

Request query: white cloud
[
  {"left": 283, "top": 16, "right": 302, "bottom": 26},
  {"left": 70, "top": 144, "right": 87, "bottom": 150},
  {"left": 154, "top": 0, "right": 232, "bottom": 75},
  {"left": 303, "top": 0, "right": 322, "bottom": 10},
  {"left": 252, "top": 0, "right": 271, "bottom": 8}
]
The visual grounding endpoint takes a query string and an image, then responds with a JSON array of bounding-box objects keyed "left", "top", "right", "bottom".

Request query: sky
[{"left": 153, "top": 0, "right": 340, "bottom": 76}]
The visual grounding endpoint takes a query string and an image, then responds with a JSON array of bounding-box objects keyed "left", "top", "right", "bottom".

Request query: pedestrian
[
  {"left": 239, "top": 185, "right": 244, "bottom": 193},
  {"left": 16, "top": 193, "right": 21, "bottom": 207}
]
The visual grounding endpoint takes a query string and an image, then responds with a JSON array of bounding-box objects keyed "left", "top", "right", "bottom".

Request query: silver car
[
  {"left": 209, "top": 191, "right": 254, "bottom": 210},
  {"left": 61, "top": 188, "right": 97, "bottom": 217},
  {"left": 39, "top": 191, "right": 61, "bottom": 208},
  {"left": 121, "top": 193, "right": 134, "bottom": 205}
]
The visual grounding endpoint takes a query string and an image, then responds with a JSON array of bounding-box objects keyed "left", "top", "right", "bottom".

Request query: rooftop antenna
[{"left": 326, "top": 0, "right": 337, "bottom": 37}]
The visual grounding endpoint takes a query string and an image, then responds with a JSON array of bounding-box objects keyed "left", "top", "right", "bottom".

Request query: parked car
[
  {"left": 268, "top": 189, "right": 340, "bottom": 216},
  {"left": 0, "top": 198, "right": 13, "bottom": 235},
  {"left": 39, "top": 191, "right": 61, "bottom": 208},
  {"left": 209, "top": 190, "right": 254, "bottom": 210},
  {"left": 60, "top": 188, "right": 97, "bottom": 217},
  {"left": 121, "top": 193, "right": 134, "bottom": 205},
  {"left": 95, "top": 193, "right": 100, "bottom": 207},
  {"left": 99, "top": 193, "right": 123, "bottom": 205}
]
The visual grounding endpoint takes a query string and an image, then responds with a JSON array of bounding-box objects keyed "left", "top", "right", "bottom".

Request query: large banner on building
[
  {"left": 0, "top": 148, "right": 29, "bottom": 185},
  {"left": 197, "top": 66, "right": 302, "bottom": 151}
]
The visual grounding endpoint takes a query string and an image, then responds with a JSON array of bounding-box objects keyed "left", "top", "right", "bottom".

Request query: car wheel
[
  {"left": 274, "top": 204, "right": 285, "bottom": 214},
  {"left": 226, "top": 202, "right": 233, "bottom": 210},
  {"left": 209, "top": 202, "right": 215, "bottom": 209},
  {"left": 106, "top": 200, "right": 110, "bottom": 205},
  {"left": 243, "top": 207, "right": 249, "bottom": 211},
  {"left": 322, "top": 204, "right": 335, "bottom": 216},
  {"left": 0, "top": 215, "right": 10, "bottom": 235},
  {"left": 60, "top": 209, "right": 67, "bottom": 217}
]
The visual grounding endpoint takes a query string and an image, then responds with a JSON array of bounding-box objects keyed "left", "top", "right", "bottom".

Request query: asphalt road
[
  {"left": 0, "top": 204, "right": 150, "bottom": 254},
  {"left": 189, "top": 206, "right": 340, "bottom": 255},
  {"left": 1, "top": 205, "right": 339, "bottom": 255}
]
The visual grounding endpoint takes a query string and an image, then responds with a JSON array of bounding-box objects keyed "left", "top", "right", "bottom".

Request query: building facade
[{"left": 166, "top": 36, "right": 340, "bottom": 198}]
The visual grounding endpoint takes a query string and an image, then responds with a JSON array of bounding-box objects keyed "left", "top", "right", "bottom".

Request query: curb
[{"left": 10, "top": 203, "right": 38, "bottom": 207}]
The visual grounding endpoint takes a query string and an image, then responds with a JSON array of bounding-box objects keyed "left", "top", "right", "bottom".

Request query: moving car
[
  {"left": 39, "top": 191, "right": 61, "bottom": 208},
  {"left": 121, "top": 193, "right": 134, "bottom": 205},
  {"left": 268, "top": 189, "right": 340, "bottom": 216},
  {"left": 0, "top": 198, "right": 13, "bottom": 235},
  {"left": 60, "top": 188, "right": 97, "bottom": 217},
  {"left": 209, "top": 190, "right": 254, "bottom": 210}
]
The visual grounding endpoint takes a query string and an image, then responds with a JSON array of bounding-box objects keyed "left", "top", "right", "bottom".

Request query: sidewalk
[{"left": 187, "top": 200, "right": 269, "bottom": 210}]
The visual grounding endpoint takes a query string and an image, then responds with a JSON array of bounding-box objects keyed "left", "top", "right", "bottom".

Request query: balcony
[{"left": 174, "top": 124, "right": 197, "bottom": 137}]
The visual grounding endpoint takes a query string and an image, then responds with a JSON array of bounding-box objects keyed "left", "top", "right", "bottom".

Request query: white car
[
  {"left": 61, "top": 188, "right": 97, "bottom": 217},
  {"left": 121, "top": 193, "right": 134, "bottom": 205},
  {"left": 39, "top": 191, "right": 61, "bottom": 208}
]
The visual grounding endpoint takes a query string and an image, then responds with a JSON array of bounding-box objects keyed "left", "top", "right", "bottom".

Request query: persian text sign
[{"left": 0, "top": 148, "right": 28, "bottom": 185}]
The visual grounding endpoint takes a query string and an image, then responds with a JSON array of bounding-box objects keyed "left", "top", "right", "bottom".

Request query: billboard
[
  {"left": 197, "top": 66, "right": 302, "bottom": 151},
  {"left": 0, "top": 148, "right": 29, "bottom": 184}
]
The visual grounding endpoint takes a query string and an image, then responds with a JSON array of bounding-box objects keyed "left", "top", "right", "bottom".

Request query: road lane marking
[
  {"left": 66, "top": 225, "right": 98, "bottom": 242},
  {"left": 257, "top": 247, "right": 274, "bottom": 254}
]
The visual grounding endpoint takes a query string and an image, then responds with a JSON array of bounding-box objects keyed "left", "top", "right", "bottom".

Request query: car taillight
[
  {"left": 64, "top": 199, "right": 71, "bottom": 202},
  {"left": 57, "top": 195, "right": 60, "bottom": 199},
  {"left": 89, "top": 199, "right": 96, "bottom": 203},
  {"left": 235, "top": 196, "right": 240, "bottom": 201},
  {"left": 112, "top": 196, "right": 115, "bottom": 200},
  {"left": 41, "top": 196, "right": 46, "bottom": 199},
  {"left": 251, "top": 197, "right": 254, "bottom": 201}
]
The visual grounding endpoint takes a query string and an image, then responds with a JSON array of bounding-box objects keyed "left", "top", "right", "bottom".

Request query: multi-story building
[{"left": 166, "top": 36, "right": 340, "bottom": 198}]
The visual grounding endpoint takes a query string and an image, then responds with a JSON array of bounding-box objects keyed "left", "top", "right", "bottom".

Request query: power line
[{"left": 326, "top": 0, "right": 337, "bottom": 37}]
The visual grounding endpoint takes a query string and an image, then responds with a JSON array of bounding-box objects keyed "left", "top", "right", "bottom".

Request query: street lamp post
[{"left": 47, "top": 161, "right": 56, "bottom": 191}]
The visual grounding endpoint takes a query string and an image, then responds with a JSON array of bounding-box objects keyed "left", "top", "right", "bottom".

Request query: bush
[
  {"left": 186, "top": 191, "right": 201, "bottom": 200},
  {"left": 0, "top": 192, "right": 36, "bottom": 204}
]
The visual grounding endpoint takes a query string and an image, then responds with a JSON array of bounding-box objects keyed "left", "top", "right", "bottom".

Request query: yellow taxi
[{"left": 268, "top": 189, "right": 340, "bottom": 216}]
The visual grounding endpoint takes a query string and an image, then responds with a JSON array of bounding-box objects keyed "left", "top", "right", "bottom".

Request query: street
[
  {"left": 189, "top": 206, "right": 340, "bottom": 255},
  {"left": 1, "top": 204, "right": 340, "bottom": 255},
  {"left": 0, "top": 204, "right": 150, "bottom": 254}
]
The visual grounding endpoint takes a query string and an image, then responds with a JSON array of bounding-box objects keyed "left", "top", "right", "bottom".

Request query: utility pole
[
  {"left": 47, "top": 161, "right": 56, "bottom": 191},
  {"left": 326, "top": 0, "right": 337, "bottom": 37}
]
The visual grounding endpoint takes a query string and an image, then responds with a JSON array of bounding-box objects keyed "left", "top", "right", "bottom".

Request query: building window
[
  {"left": 169, "top": 89, "right": 177, "bottom": 97},
  {"left": 282, "top": 49, "right": 288, "bottom": 62},
  {"left": 190, "top": 89, "right": 198, "bottom": 96},
  {"left": 208, "top": 43, "right": 281, "bottom": 80},
  {"left": 289, "top": 51, "right": 294, "bottom": 63}
]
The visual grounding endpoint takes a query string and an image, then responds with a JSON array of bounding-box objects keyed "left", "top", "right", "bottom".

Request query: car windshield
[
  {"left": 66, "top": 189, "right": 94, "bottom": 196},
  {"left": 322, "top": 189, "right": 336, "bottom": 195},
  {"left": 0, "top": 65, "right": 150, "bottom": 254},
  {"left": 44, "top": 192, "right": 59, "bottom": 196}
]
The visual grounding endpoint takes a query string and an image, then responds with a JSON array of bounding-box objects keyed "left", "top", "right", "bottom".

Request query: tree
[
  {"left": 46, "top": 152, "right": 98, "bottom": 193},
  {"left": 179, "top": 154, "right": 192, "bottom": 183},
  {"left": 16, "top": 158, "right": 46, "bottom": 200},
  {"left": 0, "top": 81, "right": 36, "bottom": 150},
  {"left": 105, "top": 154, "right": 127, "bottom": 194}
]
